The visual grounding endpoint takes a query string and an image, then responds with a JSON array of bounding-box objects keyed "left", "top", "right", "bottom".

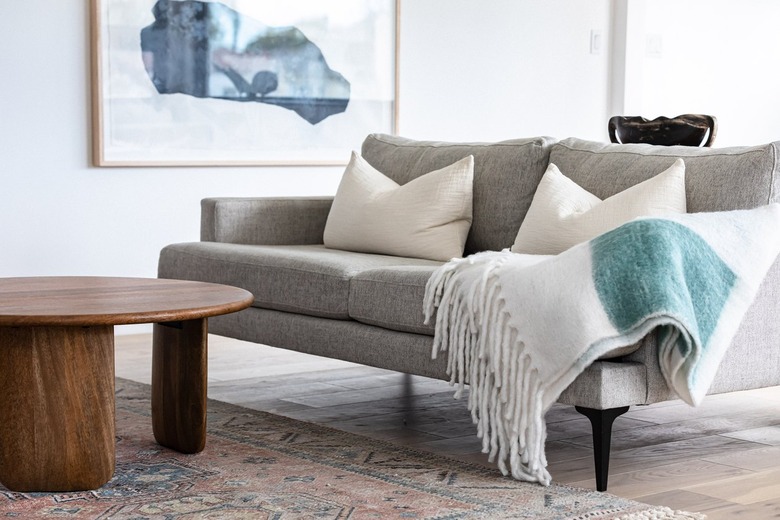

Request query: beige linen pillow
[
  {"left": 324, "top": 152, "right": 474, "bottom": 261},
  {"left": 511, "top": 158, "right": 686, "bottom": 255}
]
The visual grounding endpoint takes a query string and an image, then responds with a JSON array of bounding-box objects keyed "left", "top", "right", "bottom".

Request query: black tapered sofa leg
[{"left": 574, "top": 405, "right": 630, "bottom": 492}]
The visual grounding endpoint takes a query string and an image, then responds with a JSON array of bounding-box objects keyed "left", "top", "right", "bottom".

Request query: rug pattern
[{"left": 0, "top": 378, "right": 701, "bottom": 519}]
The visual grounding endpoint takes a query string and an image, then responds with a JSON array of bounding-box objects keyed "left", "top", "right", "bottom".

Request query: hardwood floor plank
[
  {"left": 566, "top": 410, "right": 780, "bottom": 450},
  {"left": 702, "top": 445, "right": 780, "bottom": 471},
  {"left": 282, "top": 381, "right": 456, "bottom": 408},
  {"left": 702, "top": 498, "right": 780, "bottom": 519},
  {"left": 623, "top": 392, "right": 774, "bottom": 424},
  {"left": 568, "top": 460, "right": 751, "bottom": 499},
  {"left": 683, "top": 468, "right": 780, "bottom": 505},
  {"left": 720, "top": 425, "right": 780, "bottom": 445},
  {"left": 545, "top": 416, "right": 655, "bottom": 442},
  {"left": 410, "top": 435, "right": 485, "bottom": 456},
  {"left": 544, "top": 403, "right": 592, "bottom": 423},
  {"left": 324, "top": 372, "right": 441, "bottom": 391},
  {"left": 543, "top": 440, "right": 594, "bottom": 464},
  {"left": 207, "top": 381, "right": 350, "bottom": 401}
]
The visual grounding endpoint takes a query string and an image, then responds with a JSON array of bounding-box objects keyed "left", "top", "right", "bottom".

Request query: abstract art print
[{"left": 91, "top": 0, "right": 398, "bottom": 166}]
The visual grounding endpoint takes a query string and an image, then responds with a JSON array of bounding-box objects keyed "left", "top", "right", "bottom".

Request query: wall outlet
[
  {"left": 590, "top": 30, "right": 603, "bottom": 55},
  {"left": 646, "top": 34, "right": 663, "bottom": 57}
]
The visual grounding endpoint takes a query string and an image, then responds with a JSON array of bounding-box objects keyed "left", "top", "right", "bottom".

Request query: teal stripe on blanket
[{"left": 591, "top": 219, "right": 736, "bottom": 353}]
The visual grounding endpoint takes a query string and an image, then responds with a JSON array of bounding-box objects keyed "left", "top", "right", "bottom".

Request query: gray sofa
[{"left": 159, "top": 134, "right": 780, "bottom": 491}]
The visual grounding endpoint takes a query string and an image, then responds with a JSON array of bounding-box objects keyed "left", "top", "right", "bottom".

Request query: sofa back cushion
[
  {"left": 550, "top": 138, "right": 780, "bottom": 213},
  {"left": 361, "top": 133, "right": 556, "bottom": 254}
]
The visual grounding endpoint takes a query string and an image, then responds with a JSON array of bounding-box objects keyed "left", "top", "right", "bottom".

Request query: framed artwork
[{"left": 91, "top": 0, "right": 399, "bottom": 166}]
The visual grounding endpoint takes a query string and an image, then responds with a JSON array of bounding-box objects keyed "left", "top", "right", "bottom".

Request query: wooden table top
[{"left": 0, "top": 277, "right": 254, "bottom": 326}]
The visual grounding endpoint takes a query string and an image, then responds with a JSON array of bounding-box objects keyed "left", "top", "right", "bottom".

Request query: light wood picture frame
[{"left": 91, "top": 0, "right": 399, "bottom": 167}]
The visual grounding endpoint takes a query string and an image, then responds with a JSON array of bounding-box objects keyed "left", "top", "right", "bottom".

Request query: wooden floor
[{"left": 115, "top": 333, "right": 780, "bottom": 519}]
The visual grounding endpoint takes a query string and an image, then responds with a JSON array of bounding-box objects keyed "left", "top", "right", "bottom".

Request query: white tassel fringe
[{"left": 424, "top": 251, "right": 552, "bottom": 486}]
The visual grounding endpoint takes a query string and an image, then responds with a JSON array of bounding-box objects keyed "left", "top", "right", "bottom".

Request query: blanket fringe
[{"left": 424, "top": 252, "right": 552, "bottom": 485}]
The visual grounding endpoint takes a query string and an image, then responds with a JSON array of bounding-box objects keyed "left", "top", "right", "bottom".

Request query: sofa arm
[{"left": 201, "top": 197, "right": 334, "bottom": 245}]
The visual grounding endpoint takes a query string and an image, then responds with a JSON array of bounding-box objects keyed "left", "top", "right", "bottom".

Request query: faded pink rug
[{"left": 0, "top": 378, "right": 702, "bottom": 519}]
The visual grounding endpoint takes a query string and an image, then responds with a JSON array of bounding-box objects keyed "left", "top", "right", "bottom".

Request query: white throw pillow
[
  {"left": 324, "top": 152, "right": 474, "bottom": 262},
  {"left": 511, "top": 158, "right": 687, "bottom": 255}
]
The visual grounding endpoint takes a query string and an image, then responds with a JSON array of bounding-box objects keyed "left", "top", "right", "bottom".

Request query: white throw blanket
[{"left": 423, "top": 205, "right": 780, "bottom": 485}]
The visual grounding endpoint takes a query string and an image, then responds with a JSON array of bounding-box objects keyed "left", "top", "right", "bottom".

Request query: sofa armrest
[{"left": 201, "top": 197, "right": 334, "bottom": 245}]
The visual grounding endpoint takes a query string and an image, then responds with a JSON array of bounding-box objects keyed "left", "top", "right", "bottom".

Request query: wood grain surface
[
  {"left": 0, "top": 277, "right": 254, "bottom": 326},
  {"left": 0, "top": 326, "right": 115, "bottom": 491},
  {"left": 151, "top": 319, "right": 208, "bottom": 454},
  {"left": 0, "top": 276, "right": 253, "bottom": 491}
]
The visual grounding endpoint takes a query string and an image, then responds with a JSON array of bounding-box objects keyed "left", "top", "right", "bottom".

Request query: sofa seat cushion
[
  {"left": 349, "top": 266, "right": 440, "bottom": 335},
  {"left": 158, "top": 242, "right": 441, "bottom": 319}
]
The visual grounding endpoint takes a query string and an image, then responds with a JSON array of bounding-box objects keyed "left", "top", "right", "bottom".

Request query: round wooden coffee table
[{"left": 0, "top": 277, "right": 253, "bottom": 492}]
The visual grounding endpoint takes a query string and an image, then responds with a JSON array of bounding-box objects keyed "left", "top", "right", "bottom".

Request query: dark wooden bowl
[{"left": 608, "top": 114, "right": 717, "bottom": 147}]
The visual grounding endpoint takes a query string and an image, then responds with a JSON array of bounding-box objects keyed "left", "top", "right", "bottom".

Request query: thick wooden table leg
[
  {"left": 152, "top": 319, "right": 208, "bottom": 454},
  {"left": 0, "top": 326, "right": 116, "bottom": 492}
]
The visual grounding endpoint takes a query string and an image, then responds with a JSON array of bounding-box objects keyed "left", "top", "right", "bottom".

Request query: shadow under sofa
[{"left": 158, "top": 134, "right": 780, "bottom": 491}]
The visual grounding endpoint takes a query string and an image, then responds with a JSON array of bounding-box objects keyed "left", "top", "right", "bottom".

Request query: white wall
[
  {"left": 400, "top": 0, "right": 612, "bottom": 141},
  {"left": 619, "top": 0, "right": 780, "bottom": 146},
  {"left": 0, "top": 0, "right": 612, "bottom": 285}
]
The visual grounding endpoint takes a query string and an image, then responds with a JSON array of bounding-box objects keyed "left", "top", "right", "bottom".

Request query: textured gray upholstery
[
  {"left": 201, "top": 197, "right": 333, "bottom": 245},
  {"left": 159, "top": 243, "right": 440, "bottom": 319},
  {"left": 208, "top": 307, "right": 451, "bottom": 379},
  {"left": 556, "top": 359, "right": 649, "bottom": 409},
  {"left": 550, "top": 138, "right": 780, "bottom": 211},
  {"left": 361, "top": 134, "right": 556, "bottom": 254},
  {"left": 349, "top": 266, "right": 440, "bottom": 335}
]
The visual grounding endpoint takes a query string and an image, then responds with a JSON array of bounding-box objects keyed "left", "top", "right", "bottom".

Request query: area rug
[{"left": 0, "top": 378, "right": 704, "bottom": 519}]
